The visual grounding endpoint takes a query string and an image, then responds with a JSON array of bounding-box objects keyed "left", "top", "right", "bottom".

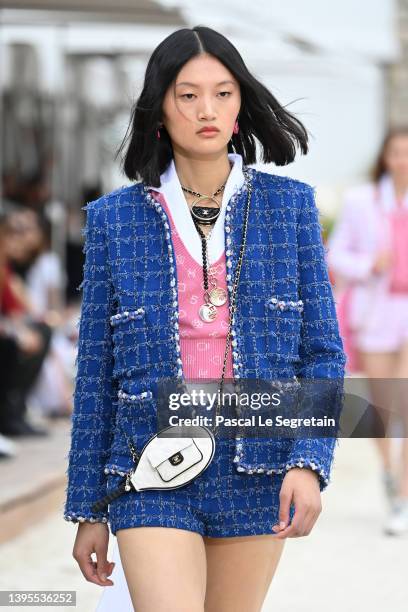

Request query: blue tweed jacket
[{"left": 63, "top": 165, "right": 346, "bottom": 524}]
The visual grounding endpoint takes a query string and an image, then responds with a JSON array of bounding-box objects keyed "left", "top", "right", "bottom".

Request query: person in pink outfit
[{"left": 327, "top": 126, "right": 408, "bottom": 535}]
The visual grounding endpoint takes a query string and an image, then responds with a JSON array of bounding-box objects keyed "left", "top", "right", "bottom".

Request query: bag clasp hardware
[{"left": 169, "top": 452, "right": 184, "bottom": 466}]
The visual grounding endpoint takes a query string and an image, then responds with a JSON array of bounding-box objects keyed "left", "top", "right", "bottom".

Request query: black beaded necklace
[{"left": 181, "top": 183, "right": 225, "bottom": 226}]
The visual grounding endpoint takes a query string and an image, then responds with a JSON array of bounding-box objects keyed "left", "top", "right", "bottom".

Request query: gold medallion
[
  {"left": 199, "top": 303, "right": 218, "bottom": 322},
  {"left": 209, "top": 287, "right": 227, "bottom": 306}
]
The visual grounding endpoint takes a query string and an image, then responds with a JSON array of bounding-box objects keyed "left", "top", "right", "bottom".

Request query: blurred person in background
[
  {"left": 327, "top": 126, "right": 408, "bottom": 536},
  {"left": 65, "top": 184, "right": 103, "bottom": 303},
  {"left": 20, "top": 211, "right": 64, "bottom": 315},
  {"left": 0, "top": 210, "right": 52, "bottom": 439},
  {"left": 9, "top": 209, "right": 74, "bottom": 419}
]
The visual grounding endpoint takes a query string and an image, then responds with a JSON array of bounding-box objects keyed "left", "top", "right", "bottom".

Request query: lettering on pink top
[{"left": 150, "top": 191, "right": 234, "bottom": 380}]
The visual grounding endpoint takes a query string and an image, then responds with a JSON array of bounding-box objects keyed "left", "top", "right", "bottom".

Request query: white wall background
[{"left": 0, "top": 0, "right": 400, "bottom": 214}]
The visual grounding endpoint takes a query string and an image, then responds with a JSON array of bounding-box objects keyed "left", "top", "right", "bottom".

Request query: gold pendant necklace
[
  {"left": 180, "top": 169, "right": 231, "bottom": 321},
  {"left": 208, "top": 267, "right": 227, "bottom": 307},
  {"left": 194, "top": 227, "right": 229, "bottom": 322}
]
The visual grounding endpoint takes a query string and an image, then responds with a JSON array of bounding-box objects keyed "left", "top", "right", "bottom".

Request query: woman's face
[
  {"left": 161, "top": 53, "right": 241, "bottom": 158},
  {"left": 4, "top": 210, "right": 42, "bottom": 262},
  {"left": 383, "top": 134, "right": 408, "bottom": 180}
]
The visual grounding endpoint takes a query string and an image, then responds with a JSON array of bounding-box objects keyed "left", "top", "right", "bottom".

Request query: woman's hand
[
  {"left": 371, "top": 249, "right": 392, "bottom": 274},
  {"left": 72, "top": 522, "right": 115, "bottom": 586},
  {"left": 272, "top": 467, "right": 322, "bottom": 538},
  {"left": 15, "top": 325, "right": 43, "bottom": 354}
]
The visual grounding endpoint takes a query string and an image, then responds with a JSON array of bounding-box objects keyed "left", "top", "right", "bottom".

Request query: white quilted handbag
[{"left": 130, "top": 424, "right": 216, "bottom": 491}]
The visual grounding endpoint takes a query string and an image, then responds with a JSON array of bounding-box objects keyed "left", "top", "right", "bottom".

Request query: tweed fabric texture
[
  {"left": 63, "top": 165, "right": 346, "bottom": 525},
  {"left": 106, "top": 438, "right": 295, "bottom": 537}
]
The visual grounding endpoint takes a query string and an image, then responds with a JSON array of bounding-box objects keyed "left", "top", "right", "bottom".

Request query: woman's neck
[
  {"left": 173, "top": 151, "right": 232, "bottom": 195},
  {"left": 392, "top": 175, "right": 408, "bottom": 201}
]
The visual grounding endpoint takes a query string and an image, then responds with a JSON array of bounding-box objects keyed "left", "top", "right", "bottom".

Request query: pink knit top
[
  {"left": 388, "top": 199, "right": 408, "bottom": 293},
  {"left": 151, "top": 191, "right": 234, "bottom": 381}
]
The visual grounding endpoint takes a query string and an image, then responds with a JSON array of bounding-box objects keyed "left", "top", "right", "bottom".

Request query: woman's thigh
[
  {"left": 394, "top": 340, "right": 408, "bottom": 431},
  {"left": 358, "top": 350, "right": 398, "bottom": 431},
  {"left": 116, "top": 526, "right": 207, "bottom": 612},
  {"left": 203, "top": 534, "right": 286, "bottom": 612}
]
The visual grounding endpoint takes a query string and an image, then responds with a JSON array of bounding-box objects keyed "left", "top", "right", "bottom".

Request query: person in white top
[
  {"left": 16, "top": 210, "right": 74, "bottom": 419},
  {"left": 328, "top": 126, "right": 408, "bottom": 536}
]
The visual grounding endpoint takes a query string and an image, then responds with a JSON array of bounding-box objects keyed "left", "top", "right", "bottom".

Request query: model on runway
[{"left": 64, "top": 25, "right": 346, "bottom": 612}]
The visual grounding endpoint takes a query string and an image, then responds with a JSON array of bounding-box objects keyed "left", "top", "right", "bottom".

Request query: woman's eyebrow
[{"left": 175, "top": 80, "right": 236, "bottom": 87}]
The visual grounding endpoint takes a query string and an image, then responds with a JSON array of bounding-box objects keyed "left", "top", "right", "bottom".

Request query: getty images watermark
[
  {"left": 151, "top": 376, "right": 408, "bottom": 439},
  {"left": 164, "top": 386, "right": 336, "bottom": 431}
]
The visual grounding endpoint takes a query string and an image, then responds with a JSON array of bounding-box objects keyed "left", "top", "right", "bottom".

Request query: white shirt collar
[{"left": 146, "top": 153, "right": 245, "bottom": 266}]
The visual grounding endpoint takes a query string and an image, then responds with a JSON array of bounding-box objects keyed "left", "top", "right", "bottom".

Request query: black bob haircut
[{"left": 116, "top": 25, "right": 309, "bottom": 187}]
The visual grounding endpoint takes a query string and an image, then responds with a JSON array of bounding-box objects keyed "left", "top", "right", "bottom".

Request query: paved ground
[
  {"left": 264, "top": 437, "right": 407, "bottom": 611},
  {"left": 0, "top": 437, "right": 406, "bottom": 612}
]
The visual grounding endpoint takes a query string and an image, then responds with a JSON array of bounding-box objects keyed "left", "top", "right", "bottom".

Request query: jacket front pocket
[
  {"left": 109, "top": 385, "right": 157, "bottom": 460},
  {"left": 110, "top": 306, "right": 150, "bottom": 368},
  {"left": 264, "top": 297, "right": 303, "bottom": 362},
  {"left": 110, "top": 306, "right": 146, "bottom": 328}
]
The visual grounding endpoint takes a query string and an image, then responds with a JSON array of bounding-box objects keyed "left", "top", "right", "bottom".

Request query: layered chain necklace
[{"left": 180, "top": 168, "right": 231, "bottom": 323}]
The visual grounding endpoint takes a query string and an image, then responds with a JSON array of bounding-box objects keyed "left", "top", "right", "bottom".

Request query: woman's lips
[{"left": 197, "top": 129, "right": 219, "bottom": 136}]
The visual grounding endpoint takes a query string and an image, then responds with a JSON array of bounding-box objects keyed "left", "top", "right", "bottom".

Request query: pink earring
[
  {"left": 233, "top": 120, "right": 239, "bottom": 134},
  {"left": 157, "top": 126, "right": 161, "bottom": 139}
]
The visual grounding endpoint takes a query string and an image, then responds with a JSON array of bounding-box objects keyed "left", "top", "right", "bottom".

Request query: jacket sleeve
[
  {"left": 63, "top": 198, "right": 116, "bottom": 524},
  {"left": 326, "top": 193, "right": 375, "bottom": 282},
  {"left": 286, "top": 184, "right": 347, "bottom": 491}
]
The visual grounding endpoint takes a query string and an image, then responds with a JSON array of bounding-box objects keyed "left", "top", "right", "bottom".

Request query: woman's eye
[{"left": 181, "top": 91, "right": 232, "bottom": 100}]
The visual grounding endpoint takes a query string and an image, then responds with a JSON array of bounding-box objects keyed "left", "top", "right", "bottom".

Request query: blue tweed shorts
[{"left": 107, "top": 438, "right": 296, "bottom": 538}]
